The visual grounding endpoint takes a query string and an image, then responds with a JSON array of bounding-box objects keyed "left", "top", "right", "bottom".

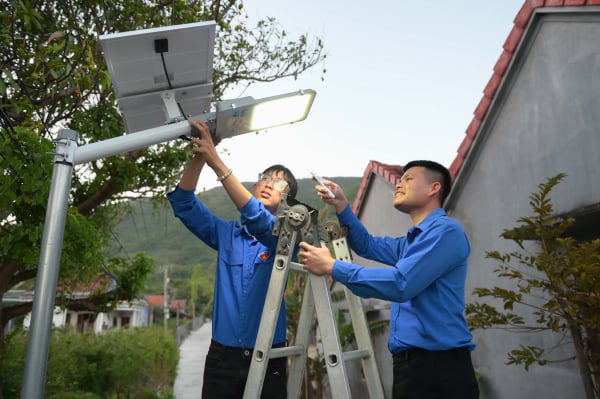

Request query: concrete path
[{"left": 174, "top": 320, "right": 212, "bottom": 399}]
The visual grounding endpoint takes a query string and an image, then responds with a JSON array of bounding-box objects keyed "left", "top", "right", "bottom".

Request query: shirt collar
[
  {"left": 235, "top": 224, "right": 255, "bottom": 239},
  {"left": 407, "top": 208, "right": 446, "bottom": 242}
]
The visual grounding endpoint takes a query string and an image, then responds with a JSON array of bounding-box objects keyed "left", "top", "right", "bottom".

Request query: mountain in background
[{"left": 110, "top": 177, "right": 362, "bottom": 293}]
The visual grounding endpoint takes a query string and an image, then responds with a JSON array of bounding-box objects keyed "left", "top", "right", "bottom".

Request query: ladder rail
[
  {"left": 332, "top": 237, "right": 386, "bottom": 399},
  {"left": 243, "top": 233, "right": 297, "bottom": 397},
  {"left": 309, "top": 272, "right": 353, "bottom": 397},
  {"left": 286, "top": 275, "right": 314, "bottom": 399}
]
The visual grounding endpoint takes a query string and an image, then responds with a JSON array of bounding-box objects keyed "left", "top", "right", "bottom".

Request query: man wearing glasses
[{"left": 167, "top": 120, "right": 297, "bottom": 399}]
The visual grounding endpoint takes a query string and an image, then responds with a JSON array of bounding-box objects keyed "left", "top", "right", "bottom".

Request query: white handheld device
[{"left": 311, "top": 172, "right": 335, "bottom": 199}]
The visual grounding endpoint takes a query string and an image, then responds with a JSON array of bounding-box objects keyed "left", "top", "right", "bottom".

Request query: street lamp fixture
[{"left": 214, "top": 89, "right": 316, "bottom": 139}]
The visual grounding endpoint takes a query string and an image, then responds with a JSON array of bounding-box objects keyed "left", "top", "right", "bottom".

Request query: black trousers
[
  {"left": 201, "top": 340, "right": 287, "bottom": 399},
  {"left": 392, "top": 347, "right": 479, "bottom": 399}
]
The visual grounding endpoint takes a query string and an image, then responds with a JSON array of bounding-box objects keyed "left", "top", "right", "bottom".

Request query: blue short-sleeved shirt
[
  {"left": 332, "top": 205, "right": 475, "bottom": 354},
  {"left": 167, "top": 186, "right": 286, "bottom": 348}
]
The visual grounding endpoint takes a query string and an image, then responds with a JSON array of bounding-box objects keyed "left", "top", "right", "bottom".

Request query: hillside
[{"left": 109, "top": 177, "right": 361, "bottom": 293}]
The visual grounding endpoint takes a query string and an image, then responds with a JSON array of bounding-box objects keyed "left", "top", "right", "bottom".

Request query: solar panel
[{"left": 99, "top": 21, "right": 216, "bottom": 133}]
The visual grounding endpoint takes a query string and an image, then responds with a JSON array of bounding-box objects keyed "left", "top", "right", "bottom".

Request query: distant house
[
  {"left": 145, "top": 294, "right": 188, "bottom": 325},
  {"left": 4, "top": 284, "right": 190, "bottom": 335},
  {"left": 6, "top": 275, "right": 149, "bottom": 334},
  {"left": 345, "top": 2, "right": 600, "bottom": 398},
  {"left": 14, "top": 297, "right": 149, "bottom": 334},
  {"left": 21, "top": 300, "right": 148, "bottom": 333}
]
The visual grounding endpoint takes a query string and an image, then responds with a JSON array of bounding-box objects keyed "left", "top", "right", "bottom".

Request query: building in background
[{"left": 5, "top": 276, "right": 149, "bottom": 334}]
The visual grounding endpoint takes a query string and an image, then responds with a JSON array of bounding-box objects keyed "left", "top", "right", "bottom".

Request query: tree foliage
[
  {"left": 0, "top": 0, "right": 325, "bottom": 343},
  {"left": 465, "top": 173, "right": 600, "bottom": 399}
]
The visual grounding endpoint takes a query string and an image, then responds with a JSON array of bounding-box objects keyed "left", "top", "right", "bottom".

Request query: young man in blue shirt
[
  {"left": 299, "top": 160, "right": 479, "bottom": 399},
  {"left": 168, "top": 120, "right": 297, "bottom": 398}
]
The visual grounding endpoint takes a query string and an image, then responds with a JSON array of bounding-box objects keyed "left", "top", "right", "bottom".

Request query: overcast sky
[{"left": 193, "top": 0, "right": 525, "bottom": 190}]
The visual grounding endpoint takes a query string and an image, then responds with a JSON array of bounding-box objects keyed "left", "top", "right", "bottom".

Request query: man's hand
[
  {"left": 189, "top": 120, "right": 224, "bottom": 170},
  {"left": 299, "top": 241, "right": 335, "bottom": 275},
  {"left": 311, "top": 176, "right": 349, "bottom": 214}
]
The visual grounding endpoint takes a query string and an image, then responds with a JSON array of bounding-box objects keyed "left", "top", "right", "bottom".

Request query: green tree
[
  {"left": 0, "top": 128, "right": 155, "bottom": 337},
  {"left": 465, "top": 174, "right": 600, "bottom": 399},
  {"left": 0, "top": 0, "right": 325, "bottom": 332}
]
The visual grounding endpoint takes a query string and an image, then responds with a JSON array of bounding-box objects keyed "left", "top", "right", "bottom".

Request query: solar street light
[{"left": 23, "top": 20, "right": 316, "bottom": 399}]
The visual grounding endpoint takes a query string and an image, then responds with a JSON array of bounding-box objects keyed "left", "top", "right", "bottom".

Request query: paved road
[{"left": 174, "top": 320, "right": 212, "bottom": 399}]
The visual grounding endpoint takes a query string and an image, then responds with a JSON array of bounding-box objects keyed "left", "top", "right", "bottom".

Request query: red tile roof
[
  {"left": 57, "top": 274, "right": 114, "bottom": 294},
  {"left": 353, "top": 1, "right": 599, "bottom": 214},
  {"left": 352, "top": 160, "right": 404, "bottom": 215},
  {"left": 145, "top": 294, "right": 165, "bottom": 307},
  {"left": 449, "top": 0, "right": 600, "bottom": 179},
  {"left": 171, "top": 299, "right": 187, "bottom": 308},
  {"left": 144, "top": 294, "right": 186, "bottom": 309}
]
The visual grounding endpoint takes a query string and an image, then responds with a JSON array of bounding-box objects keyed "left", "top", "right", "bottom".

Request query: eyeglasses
[{"left": 257, "top": 173, "right": 289, "bottom": 192}]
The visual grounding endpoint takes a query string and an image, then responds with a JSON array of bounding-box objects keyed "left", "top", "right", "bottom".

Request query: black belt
[
  {"left": 210, "top": 339, "right": 285, "bottom": 353},
  {"left": 392, "top": 347, "right": 469, "bottom": 361}
]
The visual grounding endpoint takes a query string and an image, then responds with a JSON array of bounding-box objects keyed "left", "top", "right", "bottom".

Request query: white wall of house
[
  {"left": 23, "top": 306, "right": 67, "bottom": 329},
  {"left": 94, "top": 301, "right": 149, "bottom": 332}
]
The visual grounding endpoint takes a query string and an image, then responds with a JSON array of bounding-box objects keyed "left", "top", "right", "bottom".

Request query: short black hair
[
  {"left": 403, "top": 160, "right": 451, "bottom": 205},
  {"left": 262, "top": 164, "right": 298, "bottom": 197}
]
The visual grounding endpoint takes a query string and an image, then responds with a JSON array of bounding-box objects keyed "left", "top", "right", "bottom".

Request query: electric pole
[{"left": 163, "top": 265, "right": 170, "bottom": 330}]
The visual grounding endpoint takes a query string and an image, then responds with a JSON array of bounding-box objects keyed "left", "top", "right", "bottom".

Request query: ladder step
[
  {"left": 342, "top": 348, "right": 371, "bottom": 362},
  {"left": 265, "top": 346, "right": 371, "bottom": 362},
  {"left": 289, "top": 261, "right": 306, "bottom": 273},
  {"left": 265, "top": 345, "right": 305, "bottom": 359}
]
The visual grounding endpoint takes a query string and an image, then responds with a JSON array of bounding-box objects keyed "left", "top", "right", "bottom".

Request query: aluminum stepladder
[{"left": 243, "top": 196, "right": 385, "bottom": 399}]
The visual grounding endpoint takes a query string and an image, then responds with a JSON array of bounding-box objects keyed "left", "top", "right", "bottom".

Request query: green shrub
[
  {"left": 0, "top": 329, "right": 28, "bottom": 398},
  {"left": 1, "top": 326, "right": 178, "bottom": 398}
]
